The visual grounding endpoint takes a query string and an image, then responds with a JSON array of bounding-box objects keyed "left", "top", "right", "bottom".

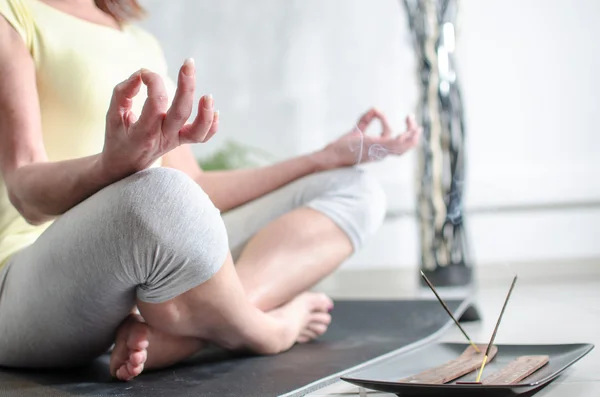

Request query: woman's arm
[
  {"left": 163, "top": 109, "right": 421, "bottom": 213},
  {"left": 0, "top": 17, "right": 116, "bottom": 224},
  {"left": 0, "top": 16, "right": 216, "bottom": 224},
  {"left": 162, "top": 145, "right": 329, "bottom": 213}
]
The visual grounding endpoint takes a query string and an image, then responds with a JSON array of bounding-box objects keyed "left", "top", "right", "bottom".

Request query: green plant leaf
[{"left": 198, "top": 140, "right": 275, "bottom": 171}]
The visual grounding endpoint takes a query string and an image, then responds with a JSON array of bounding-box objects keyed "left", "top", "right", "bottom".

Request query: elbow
[
  {"left": 22, "top": 213, "right": 48, "bottom": 226},
  {"left": 7, "top": 190, "right": 49, "bottom": 226}
]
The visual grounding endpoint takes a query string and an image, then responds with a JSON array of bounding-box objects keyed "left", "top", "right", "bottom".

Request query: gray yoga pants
[{"left": 0, "top": 166, "right": 385, "bottom": 367}]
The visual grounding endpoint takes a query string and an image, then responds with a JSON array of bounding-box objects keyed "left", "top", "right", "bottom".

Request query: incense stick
[
  {"left": 420, "top": 270, "right": 480, "bottom": 353},
  {"left": 475, "top": 275, "right": 518, "bottom": 382}
]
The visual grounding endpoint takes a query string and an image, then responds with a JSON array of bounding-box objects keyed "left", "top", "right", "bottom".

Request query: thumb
[{"left": 107, "top": 70, "right": 143, "bottom": 124}]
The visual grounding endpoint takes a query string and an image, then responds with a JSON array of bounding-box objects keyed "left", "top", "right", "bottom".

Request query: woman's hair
[{"left": 95, "top": 0, "right": 146, "bottom": 23}]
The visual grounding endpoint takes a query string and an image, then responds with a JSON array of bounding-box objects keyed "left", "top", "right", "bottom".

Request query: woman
[{"left": 0, "top": 0, "right": 421, "bottom": 381}]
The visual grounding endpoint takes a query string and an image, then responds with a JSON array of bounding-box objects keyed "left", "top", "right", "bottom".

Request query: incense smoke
[
  {"left": 349, "top": 123, "right": 465, "bottom": 226},
  {"left": 368, "top": 144, "right": 389, "bottom": 162},
  {"left": 348, "top": 123, "right": 421, "bottom": 165}
]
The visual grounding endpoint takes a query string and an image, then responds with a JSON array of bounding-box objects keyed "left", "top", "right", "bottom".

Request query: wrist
[
  {"left": 307, "top": 147, "right": 340, "bottom": 173},
  {"left": 92, "top": 153, "right": 129, "bottom": 186}
]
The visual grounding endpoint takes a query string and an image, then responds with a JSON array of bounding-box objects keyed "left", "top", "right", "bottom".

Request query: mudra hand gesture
[
  {"left": 100, "top": 59, "right": 218, "bottom": 178},
  {"left": 317, "top": 108, "right": 422, "bottom": 169}
]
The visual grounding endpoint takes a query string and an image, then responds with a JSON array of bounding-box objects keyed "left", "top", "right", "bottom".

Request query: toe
[
  {"left": 310, "top": 293, "right": 334, "bottom": 313},
  {"left": 308, "top": 322, "right": 328, "bottom": 336},
  {"left": 127, "top": 323, "right": 150, "bottom": 351},
  {"left": 127, "top": 361, "right": 144, "bottom": 377},
  {"left": 110, "top": 314, "right": 151, "bottom": 381},
  {"left": 129, "top": 349, "right": 147, "bottom": 366},
  {"left": 298, "top": 329, "right": 318, "bottom": 343},
  {"left": 117, "top": 366, "right": 132, "bottom": 381},
  {"left": 297, "top": 334, "right": 310, "bottom": 344},
  {"left": 310, "top": 312, "right": 332, "bottom": 326}
]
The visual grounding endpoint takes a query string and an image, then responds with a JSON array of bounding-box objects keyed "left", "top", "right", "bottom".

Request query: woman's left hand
[{"left": 315, "top": 108, "right": 422, "bottom": 169}]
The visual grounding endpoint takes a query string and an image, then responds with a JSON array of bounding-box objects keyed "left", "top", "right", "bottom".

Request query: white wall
[
  {"left": 459, "top": 0, "right": 600, "bottom": 208},
  {"left": 138, "top": 0, "right": 600, "bottom": 270}
]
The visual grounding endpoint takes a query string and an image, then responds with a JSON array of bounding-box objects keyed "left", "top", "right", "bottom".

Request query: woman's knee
[
  {"left": 107, "top": 167, "right": 230, "bottom": 302},
  {"left": 307, "top": 168, "right": 387, "bottom": 251},
  {"left": 334, "top": 168, "right": 387, "bottom": 234}
]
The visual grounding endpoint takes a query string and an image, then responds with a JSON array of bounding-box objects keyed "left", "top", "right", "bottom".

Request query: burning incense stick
[
  {"left": 420, "top": 270, "right": 480, "bottom": 353},
  {"left": 475, "top": 275, "right": 518, "bottom": 382}
]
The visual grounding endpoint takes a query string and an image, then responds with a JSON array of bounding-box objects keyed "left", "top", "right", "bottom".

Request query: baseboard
[
  {"left": 474, "top": 257, "right": 600, "bottom": 285},
  {"left": 314, "top": 257, "right": 600, "bottom": 298}
]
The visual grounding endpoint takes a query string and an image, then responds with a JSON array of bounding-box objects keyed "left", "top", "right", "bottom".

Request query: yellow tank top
[{"left": 0, "top": 0, "right": 176, "bottom": 267}]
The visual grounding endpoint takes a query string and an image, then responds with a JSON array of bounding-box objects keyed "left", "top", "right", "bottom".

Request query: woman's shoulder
[{"left": 0, "top": 0, "right": 35, "bottom": 49}]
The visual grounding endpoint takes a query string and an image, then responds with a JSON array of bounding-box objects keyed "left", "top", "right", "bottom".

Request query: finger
[
  {"left": 135, "top": 70, "right": 169, "bottom": 132},
  {"left": 397, "top": 114, "right": 420, "bottom": 144},
  {"left": 107, "top": 70, "right": 143, "bottom": 125},
  {"left": 406, "top": 114, "right": 419, "bottom": 132},
  {"left": 356, "top": 108, "right": 377, "bottom": 132},
  {"left": 179, "top": 94, "right": 214, "bottom": 144},
  {"left": 413, "top": 127, "right": 423, "bottom": 144},
  {"left": 201, "top": 110, "right": 219, "bottom": 143},
  {"left": 401, "top": 125, "right": 422, "bottom": 141},
  {"left": 125, "top": 111, "right": 138, "bottom": 128},
  {"left": 373, "top": 109, "right": 393, "bottom": 137},
  {"left": 392, "top": 126, "right": 422, "bottom": 153},
  {"left": 162, "top": 58, "right": 196, "bottom": 135},
  {"left": 356, "top": 108, "right": 392, "bottom": 137}
]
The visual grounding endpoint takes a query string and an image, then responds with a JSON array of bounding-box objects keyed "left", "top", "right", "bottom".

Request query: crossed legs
[
  {"left": 110, "top": 167, "right": 387, "bottom": 379},
  {"left": 226, "top": 167, "right": 387, "bottom": 311},
  {"left": 0, "top": 167, "right": 386, "bottom": 380}
]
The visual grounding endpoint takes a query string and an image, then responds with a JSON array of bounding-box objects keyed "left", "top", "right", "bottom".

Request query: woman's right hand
[{"left": 100, "top": 58, "right": 217, "bottom": 179}]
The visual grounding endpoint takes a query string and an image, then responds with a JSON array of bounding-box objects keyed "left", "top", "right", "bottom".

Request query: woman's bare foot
[
  {"left": 110, "top": 293, "right": 332, "bottom": 380},
  {"left": 110, "top": 313, "right": 204, "bottom": 381},
  {"left": 268, "top": 292, "right": 334, "bottom": 346},
  {"left": 110, "top": 314, "right": 150, "bottom": 381}
]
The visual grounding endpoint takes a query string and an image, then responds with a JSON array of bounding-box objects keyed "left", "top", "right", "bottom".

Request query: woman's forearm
[
  {"left": 196, "top": 151, "right": 333, "bottom": 213},
  {"left": 6, "top": 154, "right": 123, "bottom": 224}
]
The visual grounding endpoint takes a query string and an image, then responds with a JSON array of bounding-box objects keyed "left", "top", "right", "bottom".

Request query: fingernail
[
  {"left": 409, "top": 113, "right": 416, "bottom": 120},
  {"left": 128, "top": 70, "right": 141, "bottom": 81},
  {"left": 183, "top": 58, "right": 195, "bottom": 76},
  {"left": 204, "top": 94, "right": 213, "bottom": 110},
  {"left": 213, "top": 110, "right": 219, "bottom": 121}
]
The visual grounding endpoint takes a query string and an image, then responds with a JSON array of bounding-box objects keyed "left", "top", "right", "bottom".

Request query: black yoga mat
[{"left": 0, "top": 299, "right": 470, "bottom": 397}]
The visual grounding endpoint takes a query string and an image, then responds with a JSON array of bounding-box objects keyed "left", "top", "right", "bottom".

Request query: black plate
[{"left": 341, "top": 342, "right": 594, "bottom": 397}]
